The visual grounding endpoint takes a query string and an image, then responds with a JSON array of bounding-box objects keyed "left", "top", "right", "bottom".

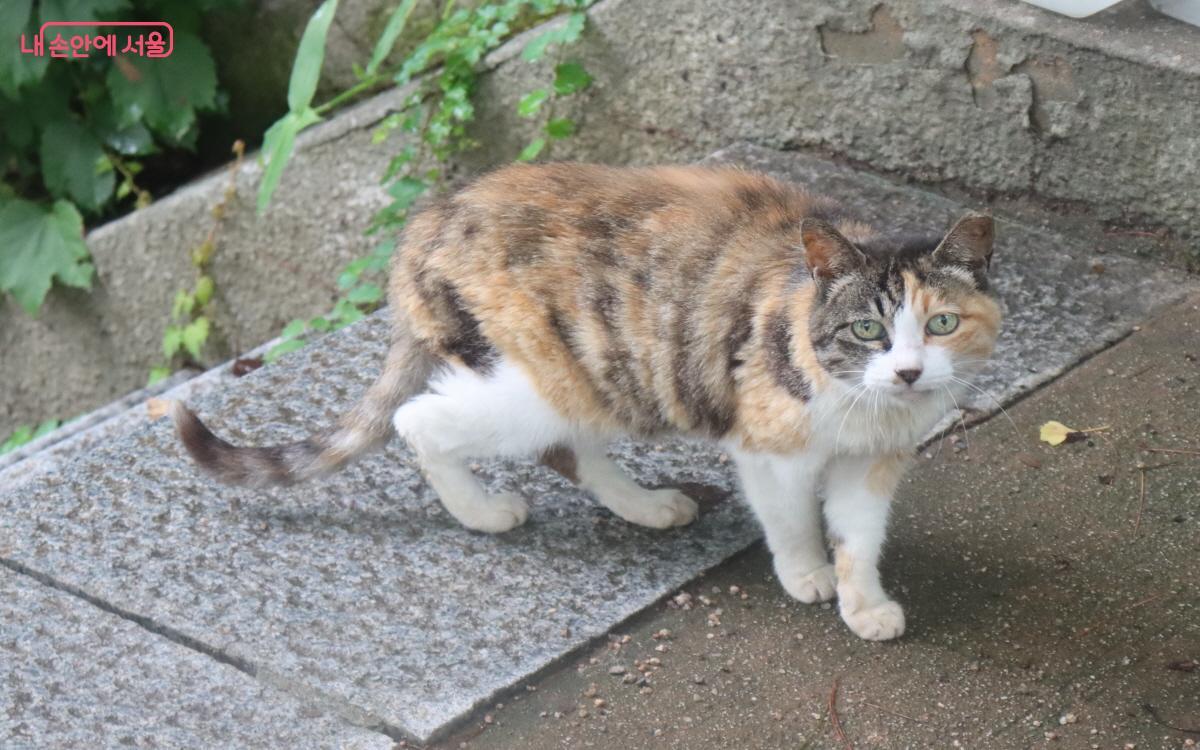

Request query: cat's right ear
[{"left": 800, "top": 219, "right": 865, "bottom": 286}]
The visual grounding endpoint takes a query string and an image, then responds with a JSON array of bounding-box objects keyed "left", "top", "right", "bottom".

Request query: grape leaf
[
  {"left": 0, "top": 1, "right": 49, "bottom": 97},
  {"left": 39, "top": 120, "right": 114, "bottom": 211},
  {"left": 0, "top": 199, "right": 93, "bottom": 314},
  {"left": 106, "top": 30, "right": 217, "bottom": 143}
]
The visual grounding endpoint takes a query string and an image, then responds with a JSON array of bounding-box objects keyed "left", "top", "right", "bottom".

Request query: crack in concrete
[{"left": 0, "top": 555, "right": 413, "bottom": 744}]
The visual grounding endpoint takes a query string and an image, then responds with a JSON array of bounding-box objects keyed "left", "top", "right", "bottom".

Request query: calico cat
[{"left": 173, "top": 163, "right": 1000, "bottom": 641}]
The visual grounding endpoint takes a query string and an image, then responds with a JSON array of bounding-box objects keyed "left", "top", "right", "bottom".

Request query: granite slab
[{"left": 0, "top": 567, "right": 392, "bottom": 749}]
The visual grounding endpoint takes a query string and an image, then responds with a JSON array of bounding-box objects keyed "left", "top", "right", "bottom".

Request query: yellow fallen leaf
[
  {"left": 146, "top": 398, "right": 170, "bottom": 420},
  {"left": 1040, "top": 420, "right": 1074, "bottom": 446}
]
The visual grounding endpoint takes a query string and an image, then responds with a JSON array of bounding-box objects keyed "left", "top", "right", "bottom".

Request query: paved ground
[
  {"left": 2, "top": 146, "right": 1197, "bottom": 747},
  {"left": 430, "top": 296, "right": 1200, "bottom": 750}
]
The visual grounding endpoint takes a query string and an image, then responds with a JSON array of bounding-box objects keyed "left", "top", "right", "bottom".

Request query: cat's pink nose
[{"left": 895, "top": 368, "right": 922, "bottom": 385}]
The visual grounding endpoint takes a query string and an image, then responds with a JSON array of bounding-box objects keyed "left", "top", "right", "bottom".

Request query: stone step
[
  {"left": 2, "top": 145, "right": 1195, "bottom": 743},
  {"left": 0, "top": 340, "right": 277, "bottom": 493},
  {"left": 0, "top": 567, "right": 391, "bottom": 748}
]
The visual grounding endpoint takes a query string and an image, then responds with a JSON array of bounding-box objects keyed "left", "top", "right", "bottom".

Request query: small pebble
[
  {"left": 622, "top": 673, "right": 638, "bottom": 684},
  {"left": 608, "top": 665, "right": 626, "bottom": 675},
  {"left": 640, "top": 687, "right": 654, "bottom": 695},
  {"left": 1059, "top": 713, "right": 1077, "bottom": 725}
]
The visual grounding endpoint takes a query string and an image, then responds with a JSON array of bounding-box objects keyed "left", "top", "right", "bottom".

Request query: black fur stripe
[{"left": 765, "top": 311, "right": 812, "bottom": 402}]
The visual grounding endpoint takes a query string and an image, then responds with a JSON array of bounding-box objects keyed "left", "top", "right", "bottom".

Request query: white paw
[
  {"left": 457, "top": 492, "right": 529, "bottom": 534},
  {"left": 777, "top": 562, "right": 837, "bottom": 604},
  {"left": 611, "top": 488, "right": 699, "bottom": 529},
  {"left": 841, "top": 599, "right": 906, "bottom": 641}
]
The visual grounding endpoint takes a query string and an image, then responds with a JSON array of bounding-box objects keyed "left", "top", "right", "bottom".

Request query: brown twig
[
  {"left": 829, "top": 678, "right": 853, "bottom": 750},
  {"left": 861, "top": 701, "right": 927, "bottom": 724},
  {"left": 1143, "top": 447, "right": 1200, "bottom": 457},
  {"left": 1132, "top": 466, "right": 1147, "bottom": 535},
  {"left": 1076, "top": 592, "right": 1167, "bottom": 637}
]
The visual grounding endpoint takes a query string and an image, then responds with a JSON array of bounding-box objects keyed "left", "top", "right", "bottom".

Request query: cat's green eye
[
  {"left": 926, "top": 312, "right": 960, "bottom": 336},
  {"left": 850, "top": 319, "right": 886, "bottom": 341}
]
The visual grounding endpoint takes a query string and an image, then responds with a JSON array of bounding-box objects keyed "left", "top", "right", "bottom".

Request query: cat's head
[{"left": 802, "top": 213, "right": 1001, "bottom": 401}]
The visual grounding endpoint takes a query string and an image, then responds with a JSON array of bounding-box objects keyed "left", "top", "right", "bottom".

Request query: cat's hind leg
[
  {"left": 567, "top": 440, "right": 698, "bottom": 529},
  {"left": 393, "top": 359, "right": 571, "bottom": 533}
]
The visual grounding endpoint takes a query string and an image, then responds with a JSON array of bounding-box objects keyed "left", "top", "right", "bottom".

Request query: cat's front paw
[
  {"left": 841, "top": 599, "right": 905, "bottom": 641},
  {"left": 777, "top": 561, "right": 837, "bottom": 604},
  {"left": 458, "top": 492, "right": 529, "bottom": 533},
  {"left": 613, "top": 488, "right": 699, "bottom": 529}
]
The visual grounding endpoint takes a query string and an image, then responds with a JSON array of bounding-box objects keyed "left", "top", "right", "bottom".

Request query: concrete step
[{"left": 2, "top": 145, "right": 1195, "bottom": 744}]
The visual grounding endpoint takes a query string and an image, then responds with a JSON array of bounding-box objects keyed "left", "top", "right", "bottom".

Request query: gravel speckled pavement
[{"left": 2, "top": 146, "right": 1196, "bottom": 746}]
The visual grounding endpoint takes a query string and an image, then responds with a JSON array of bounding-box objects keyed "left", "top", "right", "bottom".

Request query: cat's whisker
[
  {"left": 941, "top": 383, "right": 971, "bottom": 455},
  {"left": 834, "top": 384, "right": 871, "bottom": 453},
  {"left": 949, "top": 376, "right": 1020, "bottom": 436}
]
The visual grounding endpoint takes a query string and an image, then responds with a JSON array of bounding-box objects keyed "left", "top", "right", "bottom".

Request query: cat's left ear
[{"left": 932, "top": 212, "right": 994, "bottom": 273}]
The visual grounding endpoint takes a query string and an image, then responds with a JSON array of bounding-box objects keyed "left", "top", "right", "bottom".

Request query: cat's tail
[{"left": 171, "top": 321, "right": 435, "bottom": 487}]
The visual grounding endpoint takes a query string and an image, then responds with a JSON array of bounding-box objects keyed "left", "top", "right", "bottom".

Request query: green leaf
[
  {"left": 345, "top": 283, "right": 383, "bottom": 305},
  {"left": 521, "top": 11, "right": 585, "bottom": 62},
  {"left": 288, "top": 0, "right": 339, "bottom": 113},
  {"left": 518, "top": 89, "right": 549, "bottom": 117},
  {"left": 257, "top": 107, "right": 321, "bottom": 214},
  {"left": 386, "top": 176, "right": 427, "bottom": 210},
  {"left": 39, "top": 121, "right": 115, "bottom": 211},
  {"left": 181, "top": 317, "right": 210, "bottom": 359},
  {"left": 546, "top": 117, "right": 575, "bottom": 139},
  {"left": 0, "top": 418, "right": 61, "bottom": 454},
  {"left": 337, "top": 257, "right": 371, "bottom": 289},
  {"left": 0, "top": 425, "right": 33, "bottom": 455},
  {"left": 32, "top": 418, "right": 60, "bottom": 440},
  {"left": 194, "top": 275, "right": 215, "bottom": 306},
  {"left": 332, "top": 298, "right": 365, "bottom": 326},
  {"left": 171, "top": 290, "right": 195, "bottom": 319},
  {"left": 0, "top": 199, "right": 93, "bottom": 314},
  {"left": 0, "top": 1, "right": 49, "bottom": 97},
  {"left": 265, "top": 337, "right": 307, "bottom": 362},
  {"left": 281, "top": 318, "right": 308, "bottom": 339},
  {"left": 162, "top": 326, "right": 184, "bottom": 357},
  {"left": 106, "top": 31, "right": 218, "bottom": 143},
  {"left": 367, "top": 0, "right": 419, "bottom": 76},
  {"left": 517, "top": 137, "right": 546, "bottom": 162},
  {"left": 553, "top": 62, "right": 592, "bottom": 95},
  {"left": 147, "top": 366, "right": 172, "bottom": 386},
  {"left": 308, "top": 315, "right": 332, "bottom": 332}
]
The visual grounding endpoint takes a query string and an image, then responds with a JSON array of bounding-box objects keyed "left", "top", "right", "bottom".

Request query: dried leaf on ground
[{"left": 145, "top": 398, "right": 169, "bottom": 419}]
